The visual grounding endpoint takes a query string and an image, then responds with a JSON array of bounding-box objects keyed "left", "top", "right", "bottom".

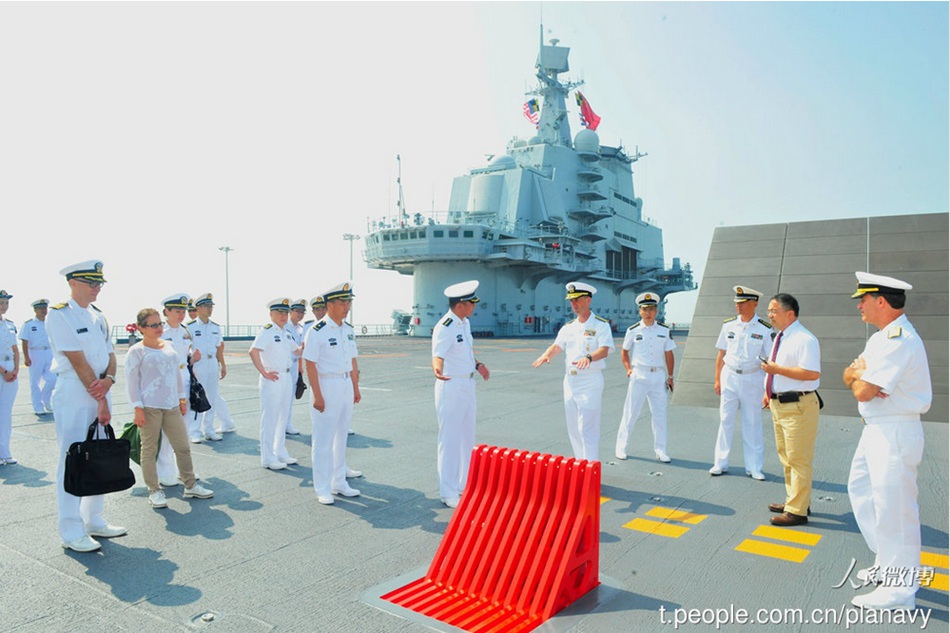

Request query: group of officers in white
[{"left": 1, "top": 259, "right": 933, "bottom": 612}]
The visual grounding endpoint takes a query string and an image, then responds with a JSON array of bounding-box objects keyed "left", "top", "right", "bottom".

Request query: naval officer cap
[
  {"left": 565, "top": 282, "right": 596, "bottom": 300},
  {"left": 267, "top": 297, "right": 292, "bottom": 312},
  {"left": 733, "top": 285, "right": 763, "bottom": 303},
  {"left": 194, "top": 293, "right": 214, "bottom": 307},
  {"left": 0, "top": 290, "right": 12, "bottom": 300},
  {"left": 291, "top": 298, "right": 307, "bottom": 311},
  {"left": 60, "top": 260, "right": 107, "bottom": 284},
  {"left": 444, "top": 280, "right": 480, "bottom": 304},
  {"left": 162, "top": 293, "right": 191, "bottom": 309},
  {"left": 310, "top": 295, "right": 326, "bottom": 308},
  {"left": 32, "top": 299, "right": 50, "bottom": 309},
  {"left": 636, "top": 292, "right": 661, "bottom": 307},
  {"left": 851, "top": 272, "right": 913, "bottom": 299},
  {"left": 324, "top": 282, "right": 355, "bottom": 302}
]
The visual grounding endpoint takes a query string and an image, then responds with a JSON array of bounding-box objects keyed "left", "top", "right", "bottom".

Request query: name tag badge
[
  {"left": 635, "top": 334, "right": 643, "bottom": 341},
  {"left": 77, "top": 328, "right": 88, "bottom": 334}
]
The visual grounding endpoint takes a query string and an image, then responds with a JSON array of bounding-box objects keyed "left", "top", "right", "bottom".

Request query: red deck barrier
[{"left": 381, "top": 445, "right": 600, "bottom": 632}]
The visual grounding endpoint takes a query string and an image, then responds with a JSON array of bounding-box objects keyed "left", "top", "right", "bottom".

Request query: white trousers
[
  {"left": 191, "top": 358, "right": 220, "bottom": 437},
  {"left": 616, "top": 369, "right": 668, "bottom": 455},
  {"left": 713, "top": 367, "right": 765, "bottom": 473},
  {"left": 848, "top": 419, "right": 924, "bottom": 600},
  {"left": 563, "top": 371, "right": 604, "bottom": 461},
  {"left": 310, "top": 376, "right": 354, "bottom": 496},
  {"left": 51, "top": 376, "right": 110, "bottom": 542},
  {"left": 285, "top": 362, "right": 300, "bottom": 432},
  {"left": 28, "top": 348, "right": 56, "bottom": 412},
  {"left": 215, "top": 392, "right": 235, "bottom": 431},
  {"left": 259, "top": 372, "right": 292, "bottom": 465},
  {"left": 434, "top": 376, "right": 476, "bottom": 499},
  {"left": 0, "top": 377, "right": 17, "bottom": 459}
]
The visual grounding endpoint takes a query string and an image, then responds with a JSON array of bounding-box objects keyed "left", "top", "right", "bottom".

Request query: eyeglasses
[
  {"left": 78, "top": 280, "right": 104, "bottom": 289},
  {"left": 140, "top": 322, "right": 164, "bottom": 329}
]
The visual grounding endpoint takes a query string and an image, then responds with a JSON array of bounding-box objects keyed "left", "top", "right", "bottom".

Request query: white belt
[
  {"left": 568, "top": 368, "right": 601, "bottom": 376},
  {"left": 862, "top": 415, "right": 921, "bottom": 425},
  {"left": 445, "top": 372, "right": 476, "bottom": 379},
  {"left": 319, "top": 371, "right": 350, "bottom": 379},
  {"left": 634, "top": 365, "right": 666, "bottom": 373},
  {"left": 725, "top": 363, "right": 762, "bottom": 374}
]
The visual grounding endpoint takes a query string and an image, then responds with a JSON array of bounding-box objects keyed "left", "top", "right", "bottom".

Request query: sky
[{"left": 0, "top": 1, "right": 947, "bottom": 331}]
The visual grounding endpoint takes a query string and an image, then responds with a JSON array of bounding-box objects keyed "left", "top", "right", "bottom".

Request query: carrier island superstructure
[{"left": 365, "top": 36, "right": 696, "bottom": 337}]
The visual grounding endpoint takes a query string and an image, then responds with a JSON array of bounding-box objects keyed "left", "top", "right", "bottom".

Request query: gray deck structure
[
  {"left": 0, "top": 336, "right": 946, "bottom": 632},
  {"left": 674, "top": 213, "right": 948, "bottom": 422}
]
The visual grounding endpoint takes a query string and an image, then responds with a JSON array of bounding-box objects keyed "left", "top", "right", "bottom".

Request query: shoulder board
[
  {"left": 757, "top": 318, "right": 773, "bottom": 329},
  {"left": 442, "top": 317, "right": 454, "bottom": 327},
  {"left": 303, "top": 319, "right": 314, "bottom": 325},
  {"left": 627, "top": 321, "right": 642, "bottom": 330},
  {"left": 723, "top": 316, "right": 738, "bottom": 323},
  {"left": 344, "top": 321, "right": 352, "bottom": 328},
  {"left": 263, "top": 323, "right": 273, "bottom": 330},
  {"left": 595, "top": 315, "right": 609, "bottom": 323},
  {"left": 887, "top": 326, "right": 903, "bottom": 339},
  {"left": 52, "top": 302, "right": 68, "bottom": 310},
  {"left": 186, "top": 319, "right": 197, "bottom": 326},
  {"left": 565, "top": 318, "right": 577, "bottom": 326},
  {"left": 312, "top": 321, "right": 327, "bottom": 332},
  {"left": 210, "top": 320, "right": 219, "bottom": 326},
  {"left": 91, "top": 304, "right": 102, "bottom": 312},
  {"left": 657, "top": 322, "right": 670, "bottom": 328}
]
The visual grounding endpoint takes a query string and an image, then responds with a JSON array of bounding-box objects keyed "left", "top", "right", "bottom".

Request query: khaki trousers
[
  {"left": 770, "top": 392, "right": 819, "bottom": 516},
  {"left": 140, "top": 407, "right": 197, "bottom": 492}
]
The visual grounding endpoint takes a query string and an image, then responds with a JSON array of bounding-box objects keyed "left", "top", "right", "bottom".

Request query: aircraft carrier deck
[{"left": 1, "top": 335, "right": 946, "bottom": 632}]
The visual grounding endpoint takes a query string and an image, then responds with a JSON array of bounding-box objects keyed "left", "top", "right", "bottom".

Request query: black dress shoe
[
  {"left": 768, "top": 503, "right": 811, "bottom": 515},
  {"left": 770, "top": 512, "right": 808, "bottom": 527}
]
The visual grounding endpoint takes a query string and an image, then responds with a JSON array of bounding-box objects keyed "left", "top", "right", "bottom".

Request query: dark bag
[
  {"left": 64, "top": 420, "right": 136, "bottom": 496},
  {"left": 119, "top": 421, "right": 161, "bottom": 466},
  {"left": 188, "top": 361, "right": 212, "bottom": 413},
  {"left": 295, "top": 373, "right": 307, "bottom": 400}
]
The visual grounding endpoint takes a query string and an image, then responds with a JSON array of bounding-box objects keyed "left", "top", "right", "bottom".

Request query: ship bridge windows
[{"left": 606, "top": 246, "right": 639, "bottom": 280}]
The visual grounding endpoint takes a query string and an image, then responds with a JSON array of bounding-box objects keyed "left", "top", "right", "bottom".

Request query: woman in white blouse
[{"left": 126, "top": 308, "right": 213, "bottom": 508}]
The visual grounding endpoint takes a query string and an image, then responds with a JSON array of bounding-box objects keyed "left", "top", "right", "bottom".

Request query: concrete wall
[{"left": 674, "top": 213, "right": 948, "bottom": 422}]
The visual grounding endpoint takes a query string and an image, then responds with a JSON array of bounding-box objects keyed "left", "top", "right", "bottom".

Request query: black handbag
[
  {"left": 295, "top": 373, "right": 307, "bottom": 400},
  {"left": 188, "top": 361, "right": 212, "bottom": 413},
  {"left": 64, "top": 420, "right": 136, "bottom": 496}
]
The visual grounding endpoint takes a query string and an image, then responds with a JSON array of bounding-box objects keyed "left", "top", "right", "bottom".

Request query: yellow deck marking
[
  {"left": 751, "top": 525, "right": 822, "bottom": 547},
  {"left": 600, "top": 496, "right": 611, "bottom": 505},
  {"left": 929, "top": 573, "right": 948, "bottom": 592},
  {"left": 735, "top": 539, "right": 811, "bottom": 563},
  {"left": 623, "top": 518, "right": 689, "bottom": 538},
  {"left": 646, "top": 506, "right": 707, "bottom": 525},
  {"left": 921, "top": 551, "right": 949, "bottom": 570}
]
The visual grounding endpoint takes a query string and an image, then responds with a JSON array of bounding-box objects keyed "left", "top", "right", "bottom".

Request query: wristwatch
[{"left": 585, "top": 354, "right": 593, "bottom": 362}]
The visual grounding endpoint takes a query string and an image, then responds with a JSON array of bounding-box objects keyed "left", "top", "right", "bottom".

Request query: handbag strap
[{"left": 86, "top": 419, "right": 117, "bottom": 441}]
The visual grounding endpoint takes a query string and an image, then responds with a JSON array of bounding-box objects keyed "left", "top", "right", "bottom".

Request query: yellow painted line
[
  {"left": 921, "top": 551, "right": 949, "bottom": 570},
  {"left": 623, "top": 518, "right": 689, "bottom": 539},
  {"left": 735, "top": 539, "right": 811, "bottom": 563},
  {"left": 929, "top": 573, "right": 948, "bottom": 592},
  {"left": 600, "top": 496, "right": 611, "bottom": 505},
  {"left": 646, "top": 506, "right": 708, "bottom": 525},
  {"left": 751, "top": 525, "right": 822, "bottom": 547}
]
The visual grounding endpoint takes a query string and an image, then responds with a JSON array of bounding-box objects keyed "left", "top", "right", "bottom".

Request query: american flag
[{"left": 522, "top": 99, "right": 540, "bottom": 126}]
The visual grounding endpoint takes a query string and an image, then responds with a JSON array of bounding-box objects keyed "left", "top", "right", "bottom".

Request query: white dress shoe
[
  {"left": 204, "top": 432, "right": 223, "bottom": 441},
  {"left": 263, "top": 461, "right": 288, "bottom": 471},
  {"left": 184, "top": 483, "right": 214, "bottom": 499},
  {"left": 279, "top": 456, "right": 299, "bottom": 465},
  {"left": 332, "top": 485, "right": 361, "bottom": 497},
  {"left": 87, "top": 524, "right": 127, "bottom": 539},
  {"left": 441, "top": 496, "right": 460, "bottom": 508},
  {"left": 317, "top": 494, "right": 335, "bottom": 505},
  {"left": 347, "top": 429, "right": 356, "bottom": 435},
  {"left": 285, "top": 428, "right": 301, "bottom": 436},
  {"left": 614, "top": 451, "right": 627, "bottom": 461},
  {"left": 345, "top": 468, "right": 363, "bottom": 478},
  {"left": 216, "top": 425, "right": 236, "bottom": 433},
  {"left": 148, "top": 490, "right": 168, "bottom": 508},
  {"left": 189, "top": 436, "right": 203, "bottom": 444},
  {"left": 62, "top": 535, "right": 101, "bottom": 553},
  {"left": 851, "top": 587, "right": 915, "bottom": 610},
  {"left": 159, "top": 477, "right": 182, "bottom": 487},
  {"left": 656, "top": 452, "right": 672, "bottom": 463},
  {"left": 748, "top": 471, "right": 766, "bottom": 481},
  {"left": 1, "top": 457, "right": 16, "bottom": 465},
  {"left": 709, "top": 466, "right": 727, "bottom": 476}
]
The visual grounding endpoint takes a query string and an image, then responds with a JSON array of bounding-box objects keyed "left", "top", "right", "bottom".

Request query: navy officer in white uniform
[
  {"left": 303, "top": 282, "right": 362, "bottom": 505},
  {"left": 19, "top": 299, "right": 57, "bottom": 415},
  {"left": 187, "top": 293, "right": 227, "bottom": 438},
  {"left": 46, "top": 260, "right": 126, "bottom": 553},
  {"left": 283, "top": 298, "right": 307, "bottom": 436},
  {"left": 249, "top": 298, "right": 301, "bottom": 470},
  {"left": 533, "top": 282, "right": 614, "bottom": 461},
  {"left": 709, "top": 286, "right": 773, "bottom": 479},
  {"left": 431, "top": 280, "right": 490, "bottom": 508},
  {"left": 844, "top": 272, "right": 932, "bottom": 611},
  {"left": 615, "top": 292, "right": 676, "bottom": 463}
]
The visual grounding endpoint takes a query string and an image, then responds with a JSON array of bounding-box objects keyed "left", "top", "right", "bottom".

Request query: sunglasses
[
  {"left": 78, "top": 280, "right": 104, "bottom": 289},
  {"left": 140, "top": 322, "right": 164, "bottom": 329}
]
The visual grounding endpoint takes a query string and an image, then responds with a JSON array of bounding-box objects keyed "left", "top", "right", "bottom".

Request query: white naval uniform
[
  {"left": 554, "top": 313, "right": 615, "bottom": 461},
  {"left": 0, "top": 320, "right": 18, "bottom": 460},
  {"left": 303, "top": 317, "right": 358, "bottom": 497},
  {"left": 712, "top": 315, "right": 773, "bottom": 474},
  {"left": 252, "top": 321, "right": 297, "bottom": 466},
  {"left": 615, "top": 321, "right": 676, "bottom": 457},
  {"left": 188, "top": 318, "right": 224, "bottom": 436},
  {"left": 46, "top": 300, "right": 115, "bottom": 542},
  {"left": 432, "top": 310, "right": 478, "bottom": 500},
  {"left": 284, "top": 321, "right": 304, "bottom": 434},
  {"left": 19, "top": 317, "right": 56, "bottom": 413},
  {"left": 848, "top": 314, "right": 932, "bottom": 601},
  {"left": 158, "top": 324, "right": 194, "bottom": 478}
]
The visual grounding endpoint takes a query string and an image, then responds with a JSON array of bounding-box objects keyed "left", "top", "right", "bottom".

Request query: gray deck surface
[{"left": 1, "top": 335, "right": 946, "bottom": 632}]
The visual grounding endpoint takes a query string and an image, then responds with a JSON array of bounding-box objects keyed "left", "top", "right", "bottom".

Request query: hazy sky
[{"left": 1, "top": 2, "right": 946, "bottom": 330}]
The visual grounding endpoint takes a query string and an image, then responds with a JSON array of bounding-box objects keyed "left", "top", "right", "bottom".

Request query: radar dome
[
  {"left": 574, "top": 129, "right": 600, "bottom": 153},
  {"left": 528, "top": 135, "right": 543, "bottom": 146},
  {"left": 490, "top": 155, "right": 516, "bottom": 168}
]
